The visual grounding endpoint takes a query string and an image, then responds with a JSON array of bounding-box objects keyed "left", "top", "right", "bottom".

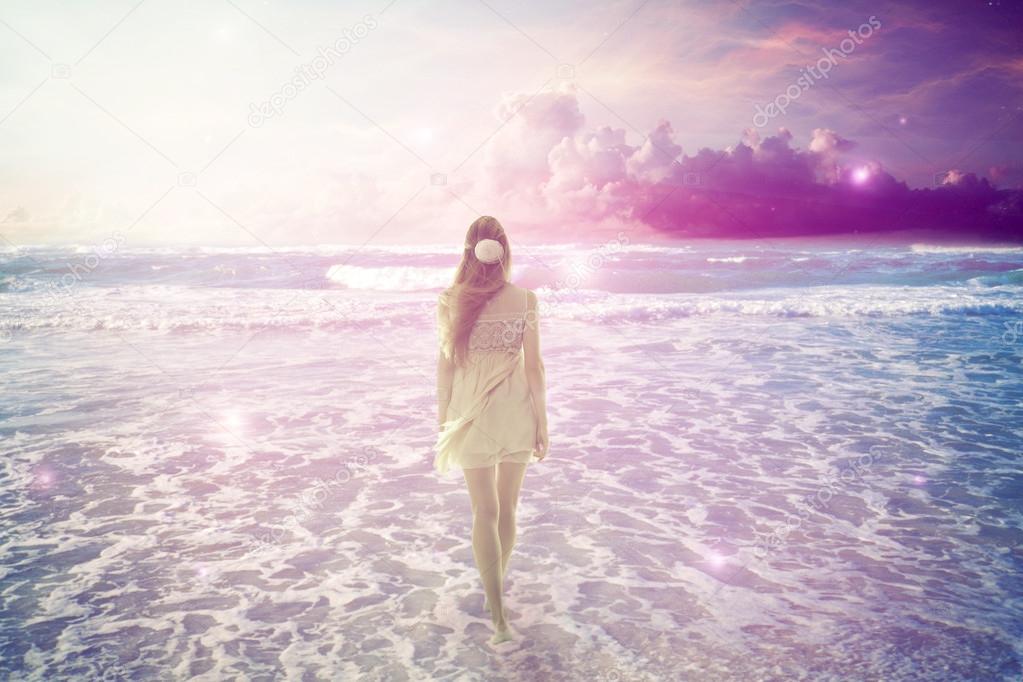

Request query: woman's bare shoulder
[
  {"left": 505, "top": 282, "right": 532, "bottom": 295},
  {"left": 504, "top": 284, "right": 538, "bottom": 313},
  {"left": 502, "top": 282, "right": 534, "bottom": 302}
]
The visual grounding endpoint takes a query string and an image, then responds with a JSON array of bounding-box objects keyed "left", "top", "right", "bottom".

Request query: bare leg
[
  {"left": 463, "top": 465, "right": 511, "bottom": 642},
  {"left": 497, "top": 461, "right": 528, "bottom": 580},
  {"left": 484, "top": 460, "right": 528, "bottom": 616}
]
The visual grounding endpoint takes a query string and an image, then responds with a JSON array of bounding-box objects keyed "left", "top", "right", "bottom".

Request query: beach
[{"left": 1, "top": 240, "right": 1022, "bottom": 680}]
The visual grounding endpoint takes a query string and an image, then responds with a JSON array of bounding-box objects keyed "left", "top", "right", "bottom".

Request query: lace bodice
[
  {"left": 468, "top": 314, "right": 527, "bottom": 354},
  {"left": 438, "top": 286, "right": 531, "bottom": 360}
]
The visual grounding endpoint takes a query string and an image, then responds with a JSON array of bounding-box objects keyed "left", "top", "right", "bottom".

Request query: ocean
[{"left": 1, "top": 239, "right": 1021, "bottom": 680}]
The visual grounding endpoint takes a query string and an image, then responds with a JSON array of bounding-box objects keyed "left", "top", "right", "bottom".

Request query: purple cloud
[
  {"left": 636, "top": 129, "right": 1023, "bottom": 239},
  {"left": 487, "top": 87, "right": 1023, "bottom": 240}
]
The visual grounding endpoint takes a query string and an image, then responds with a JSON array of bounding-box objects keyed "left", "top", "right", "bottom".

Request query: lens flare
[
  {"left": 707, "top": 551, "right": 727, "bottom": 568},
  {"left": 31, "top": 466, "right": 57, "bottom": 490}
]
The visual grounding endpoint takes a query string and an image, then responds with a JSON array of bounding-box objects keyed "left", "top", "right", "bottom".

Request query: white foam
[
  {"left": 326, "top": 264, "right": 451, "bottom": 291},
  {"left": 910, "top": 243, "right": 1023, "bottom": 254},
  {"left": 706, "top": 256, "right": 751, "bottom": 263},
  {"left": 2, "top": 293, "right": 1021, "bottom": 679}
]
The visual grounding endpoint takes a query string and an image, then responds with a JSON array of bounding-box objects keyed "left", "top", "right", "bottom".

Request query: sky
[{"left": 0, "top": 0, "right": 1021, "bottom": 247}]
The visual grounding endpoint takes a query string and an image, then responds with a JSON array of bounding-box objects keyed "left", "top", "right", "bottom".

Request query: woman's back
[
  {"left": 435, "top": 280, "right": 538, "bottom": 474},
  {"left": 475, "top": 283, "right": 528, "bottom": 317},
  {"left": 466, "top": 284, "right": 531, "bottom": 357}
]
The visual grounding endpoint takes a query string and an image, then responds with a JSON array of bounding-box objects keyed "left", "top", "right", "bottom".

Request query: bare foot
[{"left": 490, "top": 623, "right": 514, "bottom": 645}]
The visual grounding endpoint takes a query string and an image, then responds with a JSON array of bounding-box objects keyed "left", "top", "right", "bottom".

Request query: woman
[{"left": 434, "top": 215, "right": 550, "bottom": 645}]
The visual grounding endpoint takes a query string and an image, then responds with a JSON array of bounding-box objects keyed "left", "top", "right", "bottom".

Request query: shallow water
[{"left": 1, "top": 241, "right": 1022, "bottom": 680}]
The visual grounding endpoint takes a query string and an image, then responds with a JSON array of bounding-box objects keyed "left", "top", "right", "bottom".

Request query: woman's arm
[
  {"left": 522, "top": 290, "right": 549, "bottom": 457},
  {"left": 438, "top": 351, "right": 454, "bottom": 428},
  {"left": 437, "top": 295, "right": 454, "bottom": 429}
]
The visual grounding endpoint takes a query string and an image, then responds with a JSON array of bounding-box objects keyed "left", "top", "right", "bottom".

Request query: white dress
[{"left": 434, "top": 287, "right": 539, "bottom": 474}]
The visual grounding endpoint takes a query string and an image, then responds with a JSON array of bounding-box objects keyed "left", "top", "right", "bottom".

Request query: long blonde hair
[{"left": 440, "top": 216, "right": 513, "bottom": 366}]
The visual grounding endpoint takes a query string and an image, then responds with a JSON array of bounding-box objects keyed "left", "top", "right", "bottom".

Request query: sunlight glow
[
  {"left": 31, "top": 466, "right": 57, "bottom": 490},
  {"left": 707, "top": 551, "right": 727, "bottom": 568},
  {"left": 415, "top": 127, "right": 434, "bottom": 145}
]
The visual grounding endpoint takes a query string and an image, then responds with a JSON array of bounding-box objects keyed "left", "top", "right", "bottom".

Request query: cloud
[
  {"left": 626, "top": 120, "right": 683, "bottom": 183},
  {"left": 482, "top": 88, "right": 1023, "bottom": 240},
  {"left": 483, "top": 87, "right": 586, "bottom": 195},
  {"left": 989, "top": 164, "right": 1023, "bottom": 190},
  {"left": 4, "top": 207, "right": 29, "bottom": 223}
]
